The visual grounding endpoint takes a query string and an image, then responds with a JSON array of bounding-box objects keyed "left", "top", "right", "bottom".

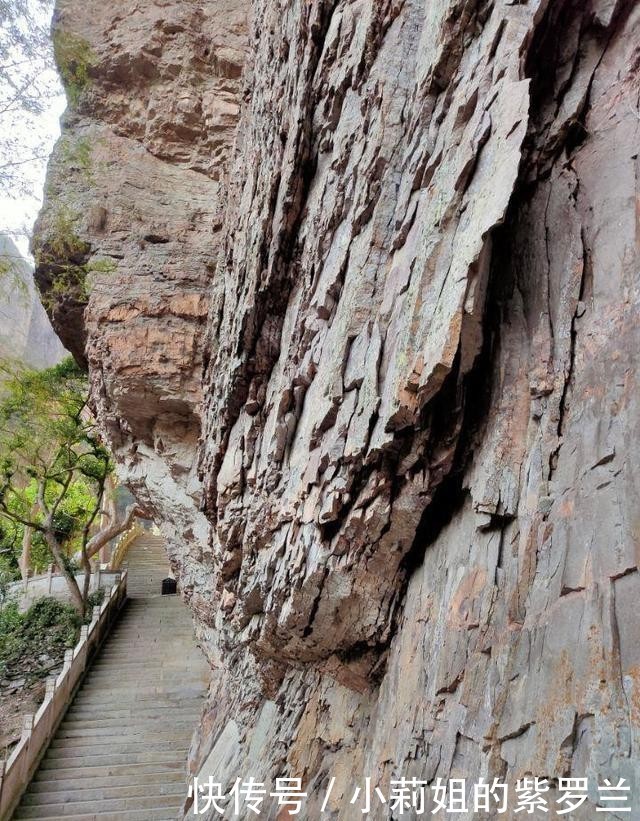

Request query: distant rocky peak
[{"left": 0, "top": 233, "right": 67, "bottom": 369}]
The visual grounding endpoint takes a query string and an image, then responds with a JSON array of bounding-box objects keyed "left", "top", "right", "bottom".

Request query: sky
[{"left": 0, "top": 0, "right": 66, "bottom": 259}]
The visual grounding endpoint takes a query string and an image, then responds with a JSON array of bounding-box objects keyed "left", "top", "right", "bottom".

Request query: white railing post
[
  {"left": 0, "top": 758, "right": 5, "bottom": 810},
  {"left": 61, "top": 648, "right": 73, "bottom": 691},
  {"left": 19, "top": 716, "right": 33, "bottom": 782},
  {"left": 77, "top": 625, "right": 89, "bottom": 669},
  {"left": 45, "top": 675, "right": 56, "bottom": 738},
  {"left": 21, "top": 716, "right": 33, "bottom": 742},
  {"left": 1, "top": 565, "right": 128, "bottom": 818},
  {"left": 45, "top": 675, "right": 56, "bottom": 702}
]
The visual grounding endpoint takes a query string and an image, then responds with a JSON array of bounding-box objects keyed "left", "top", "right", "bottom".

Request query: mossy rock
[{"left": 53, "top": 30, "right": 95, "bottom": 108}]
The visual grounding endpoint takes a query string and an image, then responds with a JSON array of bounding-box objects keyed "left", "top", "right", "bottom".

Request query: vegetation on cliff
[{"left": 52, "top": 30, "right": 94, "bottom": 109}]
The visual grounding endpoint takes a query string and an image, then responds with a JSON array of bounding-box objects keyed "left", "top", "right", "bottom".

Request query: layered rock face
[
  {"left": 34, "top": 0, "right": 247, "bottom": 595},
  {"left": 36, "top": 0, "right": 640, "bottom": 817}
]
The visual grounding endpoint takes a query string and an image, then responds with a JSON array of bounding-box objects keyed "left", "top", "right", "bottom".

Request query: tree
[
  {"left": 0, "top": 0, "right": 61, "bottom": 201},
  {"left": 0, "top": 357, "right": 140, "bottom": 612},
  {"left": 0, "top": 0, "right": 64, "bottom": 267}
]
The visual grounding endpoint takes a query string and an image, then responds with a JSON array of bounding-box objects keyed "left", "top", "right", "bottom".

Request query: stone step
[
  {"left": 39, "top": 749, "right": 182, "bottom": 769},
  {"left": 82, "top": 672, "right": 201, "bottom": 684},
  {"left": 108, "top": 619, "right": 191, "bottom": 624},
  {"left": 81, "top": 675, "right": 204, "bottom": 686},
  {"left": 91, "top": 652, "right": 196, "bottom": 659},
  {"left": 93, "top": 652, "right": 198, "bottom": 659},
  {"left": 52, "top": 726, "right": 192, "bottom": 740},
  {"left": 75, "top": 690, "right": 199, "bottom": 701},
  {"left": 33, "top": 761, "right": 185, "bottom": 782},
  {"left": 91, "top": 652, "right": 200, "bottom": 659},
  {"left": 46, "top": 742, "right": 191, "bottom": 760},
  {"left": 101, "top": 634, "right": 195, "bottom": 641},
  {"left": 109, "top": 622, "right": 191, "bottom": 628},
  {"left": 66, "top": 702, "right": 203, "bottom": 720},
  {"left": 50, "top": 733, "right": 193, "bottom": 751},
  {"left": 106, "top": 628, "right": 194, "bottom": 634},
  {"left": 68, "top": 700, "right": 196, "bottom": 712},
  {"left": 70, "top": 696, "right": 199, "bottom": 708},
  {"left": 13, "top": 792, "right": 183, "bottom": 818},
  {"left": 22, "top": 781, "right": 185, "bottom": 805},
  {"left": 55, "top": 721, "right": 194, "bottom": 735},
  {"left": 29, "top": 772, "right": 185, "bottom": 792},
  {"left": 101, "top": 635, "right": 195, "bottom": 642},
  {"left": 87, "top": 660, "right": 201, "bottom": 671},
  {"left": 71, "top": 689, "right": 204, "bottom": 703},
  {"left": 74, "top": 671, "right": 202, "bottom": 684},
  {"left": 96, "top": 645, "right": 196, "bottom": 651},
  {"left": 82, "top": 670, "right": 201, "bottom": 680},
  {"left": 72, "top": 680, "right": 204, "bottom": 694},
  {"left": 60, "top": 707, "right": 197, "bottom": 729},
  {"left": 45, "top": 736, "right": 192, "bottom": 754},
  {"left": 14, "top": 812, "right": 176, "bottom": 821}
]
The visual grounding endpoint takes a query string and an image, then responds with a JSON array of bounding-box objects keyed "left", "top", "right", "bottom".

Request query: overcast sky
[
  {"left": 0, "top": 1, "right": 65, "bottom": 259},
  {"left": 0, "top": 99, "right": 65, "bottom": 258}
]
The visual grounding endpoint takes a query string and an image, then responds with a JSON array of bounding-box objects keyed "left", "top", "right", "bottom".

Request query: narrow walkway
[{"left": 13, "top": 534, "right": 209, "bottom": 820}]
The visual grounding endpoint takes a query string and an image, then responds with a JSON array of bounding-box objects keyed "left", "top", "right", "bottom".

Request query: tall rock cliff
[{"left": 35, "top": 0, "right": 640, "bottom": 816}]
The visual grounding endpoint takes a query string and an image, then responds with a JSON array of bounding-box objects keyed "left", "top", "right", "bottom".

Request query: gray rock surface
[
  {"left": 34, "top": 0, "right": 640, "bottom": 817},
  {"left": 0, "top": 235, "right": 66, "bottom": 368}
]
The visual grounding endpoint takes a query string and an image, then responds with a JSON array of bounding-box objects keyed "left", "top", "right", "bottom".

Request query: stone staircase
[
  {"left": 124, "top": 535, "right": 175, "bottom": 599},
  {"left": 12, "top": 533, "right": 209, "bottom": 820}
]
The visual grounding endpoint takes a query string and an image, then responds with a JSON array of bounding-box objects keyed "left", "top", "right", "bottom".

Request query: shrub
[
  {"left": 0, "top": 597, "right": 82, "bottom": 680},
  {"left": 53, "top": 31, "right": 95, "bottom": 107},
  {"left": 85, "top": 587, "right": 105, "bottom": 612},
  {"left": 34, "top": 204, "right": 117, "bottom": 308},
  {"left": 59, "top": 136, "right": 94, "bottom": 181}
]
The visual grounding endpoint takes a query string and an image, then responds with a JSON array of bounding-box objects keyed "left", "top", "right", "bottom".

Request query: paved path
[{"left": 13, "top": 534, "right": 209, "bottom": 820}]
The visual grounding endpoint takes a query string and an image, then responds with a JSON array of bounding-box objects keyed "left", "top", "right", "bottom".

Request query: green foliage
[
  {"left": 59, "top": 136, "right": 93, "bottom": 180},
  {"left": 28, "top": 533, "right": 51, "bottom": 574},
  {"left": 53, "top": 30, "right": 94, "bottom": 108},
  {"left": 87, "top": 258, "right": 117, "bottom": 275},
  {"left": 0, "top": 476, "right": 98, "bottom": 574},
  {"left": 46, "top": 204, "right": 88, "bottom": 260},
  {"left": 0, "top": 560, "right": 17, "bottom": 602},
  {"left": 58, "top": 135, "right": 107, "bottom": 188},
  {"left": 32, "top": 204, "right": 89, "bottom": 306},
  {"left": 0, "top": 257, "right": 29, "bottom": 299},
  {"left": 47, "top": 265, "right": 89, "bottom": 306},
  {"left": 34, "top": 205, "right": 117, "bottom": 306},
  {"left": 0, "top": 519, "right": 21, "bottom": 590},
  {"left": 86, "top": 587, "right": 105, "bottom": 610},
  {"left": 0, "top": 597, "right": 82, "bottom": 680},
  {"left": 0, "top": 357, "right": 87, "bottom": 459},
  {"left": 0, "top": 358, "right": 112, "bottom": 590}
]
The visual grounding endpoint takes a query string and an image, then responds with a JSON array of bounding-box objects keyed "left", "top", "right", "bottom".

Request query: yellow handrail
[{"left": 108, "top": 521, "right": 144, "bottom": 570}]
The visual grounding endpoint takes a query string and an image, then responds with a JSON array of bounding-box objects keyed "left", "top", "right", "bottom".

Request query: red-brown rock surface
[{"left": 35, "top": 0, "right": 640, "bottom": 817}]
